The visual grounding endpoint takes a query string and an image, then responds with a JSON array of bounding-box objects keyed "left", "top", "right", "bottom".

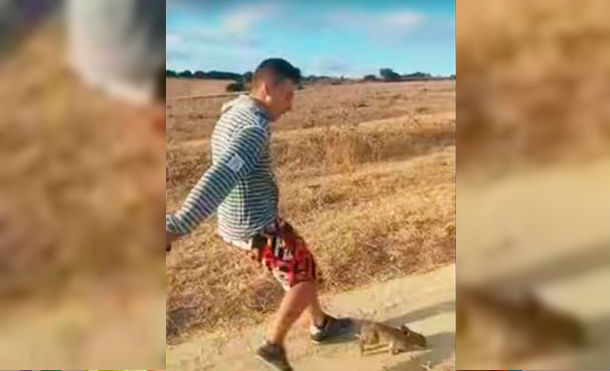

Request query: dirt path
[{"left": 167, "top": 264, "right": 455, "bottom": 371}]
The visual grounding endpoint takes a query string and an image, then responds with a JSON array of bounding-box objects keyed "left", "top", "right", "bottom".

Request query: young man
[{"left": 166, "top": 58, "right": 353, "bottom": 371}]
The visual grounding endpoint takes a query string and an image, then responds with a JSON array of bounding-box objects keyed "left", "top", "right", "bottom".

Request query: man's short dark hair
[{"left": 253, "top": 58, "right": 301, "bottom": 86}]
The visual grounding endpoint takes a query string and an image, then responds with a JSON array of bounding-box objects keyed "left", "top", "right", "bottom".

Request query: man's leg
[
  {"left": 256, "top": 220, "right": 353, "bottom": 370},
  {"left": 307, "top": 284, "right": 326, "bottom": 328},
  {"left": 267, "top": 280, "right": 324, "bottom": 345},
  {"left": 256, "top": 280, "right": 321, "bottom": 371}
]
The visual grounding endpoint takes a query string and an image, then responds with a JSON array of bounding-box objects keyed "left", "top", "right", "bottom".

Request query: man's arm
[{"left": 166, "top": 125, "right": 268, "bottom": 236}]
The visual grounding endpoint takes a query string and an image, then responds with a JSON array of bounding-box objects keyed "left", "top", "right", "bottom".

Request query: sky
[{"left": 166, "top": 0, "right": 455, "bottom": 78}]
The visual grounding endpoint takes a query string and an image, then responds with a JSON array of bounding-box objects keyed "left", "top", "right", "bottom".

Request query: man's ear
[{"left": 261, "top": 81, "right": 272, "bottom": 103}]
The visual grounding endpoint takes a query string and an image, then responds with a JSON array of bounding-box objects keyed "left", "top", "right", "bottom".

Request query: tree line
[
  {"left": 165, "top": 69, "right": 244, "bottom": 80},
  {"left": 166, "top": 68, "right": 454, "bottom": 92}
]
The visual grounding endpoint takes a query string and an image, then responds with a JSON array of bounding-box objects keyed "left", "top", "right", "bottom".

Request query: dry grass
[
  {"left": 167, "top": 80, "right": 454, "bottom": 143},
  {"left": 166, "top": 80, "right": 455, "bottom": 344},
  {"left": 0, "top": 21, "right": 166, "bottom": 368},
  {"left": 0, "top": 24, "right": 165, "bottom": 301},
  {"left": 457, "top": 0, "right": 610, "bottom": 173},
  {"left": 166, "top": 78, "right": 232, "bottom": 99}
]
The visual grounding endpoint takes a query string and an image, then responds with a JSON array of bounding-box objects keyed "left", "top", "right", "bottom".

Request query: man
[{"left": 166, "top": 58, "right": 353, "bottom": 371}]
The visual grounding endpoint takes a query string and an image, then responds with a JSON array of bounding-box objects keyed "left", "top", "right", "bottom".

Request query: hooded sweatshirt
[{"left": 166, "top": 95, "right": 279, "bottom": 242}]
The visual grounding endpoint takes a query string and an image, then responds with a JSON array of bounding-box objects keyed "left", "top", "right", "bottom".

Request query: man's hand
[{"left": 166, "top": 230, "right": 179, "bottom": 252}]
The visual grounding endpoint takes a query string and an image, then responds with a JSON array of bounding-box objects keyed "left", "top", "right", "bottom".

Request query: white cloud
[
  {"left": 169, "top": 2, "right": 277, "bottom": 53},
  {"left": 381, "top": 11, "right": 426, "bottom": 28},
  {"left": 305, "top": 57, "right": 379, "bottom": 78},
  {"left": 327, "top": 9, "right": 427, "bottom": 35},
  {"left": 187, "top": 27, "right": 261, "bottom": 47},
  {"left": 166, "top": 33, "right": 184, "bottom": 46},
  {"left": 167, "top": 48, "right": 190, "bottom": 63},
  {"left": 222, "top": 2, "right": 278, "bottom": 33}
]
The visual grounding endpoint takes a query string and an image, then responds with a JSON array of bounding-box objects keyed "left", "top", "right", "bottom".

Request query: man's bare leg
[
  {"left": 307, "top": 284, "right": 326, "bottom": 328},
  {"left": 267, "top": 280, "right": 325, "bottom": 345}
]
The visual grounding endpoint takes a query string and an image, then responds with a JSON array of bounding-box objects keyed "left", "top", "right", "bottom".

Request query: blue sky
[{"left": 166, "top": 0, "right": 455, "bottom": 77}]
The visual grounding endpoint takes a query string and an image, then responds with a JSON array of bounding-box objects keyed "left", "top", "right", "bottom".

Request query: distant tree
[
  {"left": 207, "top": 70, "right": 242, "bottom": 80},
  {"left": 166, "top": 69, "right": 178, "bottom": 78},
  {"left": 363, "top": 74, "right": 377, "bottom": 81},
  {"left": 379, "top": 68, "right": 400, "bottom": 81},
  {"left": 402, "top": 72, "right": 432, "bottom": 80},
  {"left": 178, "top": 70, "right": 193, "bottom": 78},
  {"left": 194, "top": 70, "right": 206, "bottom": 79},
  {"left": 450, "top": 74, "right": 456, "bottom": 80},
  {"left": 242, "top": 71, "right": 253, "bottom": 83},
  {"left": 226, "top": 81, "right": 245, "bottom": 92}
]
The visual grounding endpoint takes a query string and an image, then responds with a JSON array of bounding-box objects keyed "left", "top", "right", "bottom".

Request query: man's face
[{"left": 266, "top": 79, "right": 295, "bottom": 121}]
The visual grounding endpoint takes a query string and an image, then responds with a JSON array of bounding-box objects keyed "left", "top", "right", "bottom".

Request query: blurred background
[
  {"left": 457, "top": 0, "right": 609, "bottom": 369},
  {"left": 0, "top": 0, "right": 165, "bottom": 368}
]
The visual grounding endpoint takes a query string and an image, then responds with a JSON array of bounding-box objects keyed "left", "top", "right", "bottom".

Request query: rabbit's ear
[{"left": 399, "top": 324, "right": 411, "bottom": 333}]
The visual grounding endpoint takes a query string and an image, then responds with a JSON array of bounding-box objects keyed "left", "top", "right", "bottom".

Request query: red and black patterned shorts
[{"left": 250, "top": 219, "right": 317, "bottom": 291}]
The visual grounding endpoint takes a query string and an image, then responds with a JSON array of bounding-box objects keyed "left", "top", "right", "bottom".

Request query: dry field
[
  {"left": 166, "top": 79, "right": 456, "bottom": 344},
  {"left": 0, "top": 23, "right": 165, "bottom": 367},
  {"left": 0, "top": 24, "right": 165, "bottom": 300},
  {"left": 457, "top": 0, "right": 610, "bottom": 174},
  {"left": 167, "top": 78, "right": 232, "bottom": 99}
]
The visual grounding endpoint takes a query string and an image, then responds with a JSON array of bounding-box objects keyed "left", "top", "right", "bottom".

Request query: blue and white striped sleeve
[{"left": 166, "top": 125, "right": 268, "bottom": 235}]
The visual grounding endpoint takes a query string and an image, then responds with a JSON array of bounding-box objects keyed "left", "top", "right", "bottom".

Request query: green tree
[{"left": 379, "top": 68, "right": 400, "bottom": 81}]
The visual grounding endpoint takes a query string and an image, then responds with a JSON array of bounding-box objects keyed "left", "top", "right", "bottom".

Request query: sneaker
[
  {"left": 309, "top": 314, "right": 354, "bottom": 344},
  {"left": 255, "top": 341, "right": 294, "bottom": 371}
]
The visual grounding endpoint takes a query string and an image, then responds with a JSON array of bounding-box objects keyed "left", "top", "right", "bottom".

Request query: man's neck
[{"left": 248, "top": 93, "right": 273, "bottom": 121}]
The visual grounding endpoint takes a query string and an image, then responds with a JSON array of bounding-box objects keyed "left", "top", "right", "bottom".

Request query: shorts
[{"left": 227, "top": 219, "right": 317, "bottom": 291}]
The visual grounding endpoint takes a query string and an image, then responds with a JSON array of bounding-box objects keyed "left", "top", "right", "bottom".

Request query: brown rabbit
[{"left": 358, "top": 320, "right": 427, "bottom": 355}]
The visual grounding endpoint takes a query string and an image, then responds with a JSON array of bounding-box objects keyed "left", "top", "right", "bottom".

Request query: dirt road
[{"left": 167, "top": 264, "right": 455, "bottom": 371}]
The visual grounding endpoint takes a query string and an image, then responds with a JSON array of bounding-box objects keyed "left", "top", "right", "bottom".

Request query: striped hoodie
[{"left": 166, "top": 95, "right": 279, "bottom": 241}]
